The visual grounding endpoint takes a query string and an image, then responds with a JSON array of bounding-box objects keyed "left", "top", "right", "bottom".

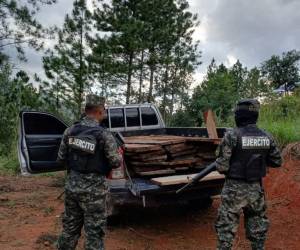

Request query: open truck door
[{"left": 18, "top": 111, "right": 68, "bottom": 175}]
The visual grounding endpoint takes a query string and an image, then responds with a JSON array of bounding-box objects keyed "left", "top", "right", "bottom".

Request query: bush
[
  {"left": 169, "top": 109, "right": 197, "bottom": 127},
  {"left": 258, "top": 92, "right": 300, "bottom": 147},
  {"left": 259, "top": 119, "right": 300, "bottom": 147},
  {"left": 0, "top": 147, "right": 19, "bottom": 174}
]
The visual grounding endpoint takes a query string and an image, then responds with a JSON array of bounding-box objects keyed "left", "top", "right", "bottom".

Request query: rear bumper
[{"left": 108, "top": 178, "right": 224, "bottom": 209}]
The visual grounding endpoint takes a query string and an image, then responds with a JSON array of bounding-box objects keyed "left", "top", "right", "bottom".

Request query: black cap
[{"left": 235, "top": 99, "right": 260, "bottom": 113}]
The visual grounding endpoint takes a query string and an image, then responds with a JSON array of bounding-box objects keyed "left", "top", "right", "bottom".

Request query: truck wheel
[{"left": 188, "top": 197, "right": 213, "bottom": 210}]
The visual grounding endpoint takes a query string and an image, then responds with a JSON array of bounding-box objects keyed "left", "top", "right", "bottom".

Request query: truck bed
[{"left": 121, "top": 127, "right": 227, "bottom": 181}]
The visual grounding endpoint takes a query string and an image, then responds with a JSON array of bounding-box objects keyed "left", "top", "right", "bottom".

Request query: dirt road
[{"left": 0, "top": 159, "right": 299, "bottom": 250}]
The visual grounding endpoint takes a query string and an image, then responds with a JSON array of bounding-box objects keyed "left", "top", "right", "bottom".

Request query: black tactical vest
[
  {"left": 228, "top": 125, "right": 271, "bottom": 182},
  {"left": 67, "top": 124, "right": 111, "bottom": 176}
]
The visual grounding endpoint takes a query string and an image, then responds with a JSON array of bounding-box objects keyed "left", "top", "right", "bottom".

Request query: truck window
[
  {"left": 110, "top": 109, "right": 125, "bottom": 128},
  {"left": 23, "top": 113, "right": 66, "bottom": 135},
  {"left": 101, "top": 110, "right": 109, "bottom": 128},
  {"left": 141, "top": 107, "right": 158, "bottom": 126},
  {"left": 126, "top": 108, "right": 140, "bottom": 127}
]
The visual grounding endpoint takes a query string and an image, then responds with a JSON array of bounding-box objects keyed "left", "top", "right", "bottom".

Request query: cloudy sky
[{"left": 9, "top": 0, "right": 300, "bottom": 84}]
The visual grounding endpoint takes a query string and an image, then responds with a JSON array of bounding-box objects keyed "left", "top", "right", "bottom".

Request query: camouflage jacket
[
  {"left": 57, "top": 116, "right": 122, "bottom": 191},
  {"left": 216, "top": 124, "right": 282, "bottom": 174}
]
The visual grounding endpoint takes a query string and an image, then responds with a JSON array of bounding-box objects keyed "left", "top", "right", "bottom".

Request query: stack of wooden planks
[{"left": 123, "top": 135, "right": 220, "bottom": 176}]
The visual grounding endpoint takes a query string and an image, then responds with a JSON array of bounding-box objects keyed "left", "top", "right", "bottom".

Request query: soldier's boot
[
  {"left": 251, "top": 241, "right": 265, "bottom": 250},
  {"left": 85, "top": 235, "right": 104, "bottom": 250},
  {"left": 56, "top": 233, "right": 80, "bottom": 250},
  {"left": 217, "top": 241, "right": 232, "bottom": 250}
]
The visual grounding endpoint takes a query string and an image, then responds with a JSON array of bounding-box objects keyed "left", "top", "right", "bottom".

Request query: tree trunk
[
  {"left": 180, "top": 86, "right": 184, "bottom": 110},
  {"left": 170, "top": 69, "right": 177, "bottom": 115},
  {"left": 138, "top": 50, "right": 144, "bottom": 103},
  {"left": 162, "top": 68, "right": 169, "bottom": 121},
  {"left": 78, "top": 11, "right": 84, "bottom": 118},
  {"left": 56, "top": 80, "right": 59, "bottom": 112},
  {"left": 126, "top": 51, "right": 134, "bottom": 104},
  {"left": 148, "top": 65, "right": 154, "bottom": 103}
]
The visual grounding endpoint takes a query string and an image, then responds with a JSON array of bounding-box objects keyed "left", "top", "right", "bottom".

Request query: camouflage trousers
[
  {"left": 215, "top": 179, "right": 269, "bottom": 250},
  {"left": 57, "top": 188, "right": 107, "bottom": 250}
]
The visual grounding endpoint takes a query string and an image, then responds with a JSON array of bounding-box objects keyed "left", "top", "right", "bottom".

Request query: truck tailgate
[
  {"left": 129, "top": 172, "right": 224, "bottom": 197},
  {"left": 151, "top": 171, "right": 224, "bottom": 186}
]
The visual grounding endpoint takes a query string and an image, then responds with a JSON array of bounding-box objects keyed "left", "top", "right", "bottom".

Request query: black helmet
[{"left": 234, "top": 99, "right": 260, "bottom": 127}]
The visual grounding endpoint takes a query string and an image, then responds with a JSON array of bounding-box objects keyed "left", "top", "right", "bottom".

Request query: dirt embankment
[{"left": 0, "top": 158, "right": 300, "bottom": 250}]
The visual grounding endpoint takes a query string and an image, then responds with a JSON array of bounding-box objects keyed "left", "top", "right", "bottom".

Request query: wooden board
[
  {"left": 164, "top": 143, "right": 194, "bottom": 153},
  {"left": 204, "top": 110, "right": 218, "bottom": 139},
  {"left": 126, "top": 150, "right": 166, "bottom": 157},
  {"left": 151, "top": 171, "right": 224, "bottom": 186},
  {"left": 170, "top": 149, "right": 197, "bottom": 158},
  {"left": 129, "top": 154, "right": 168, "bottom": 162},
  {"left": 124, "top": 139, "right": 186, "bottom": 145},
  {"left": 130, "top": 158, "right": 197, "bottom": 167},
  {"left": 185, "top": 137, "right": 221, "bottom": 144},
  {"left": 137, "top": 169, "right": 176, "bottom": 176},
  {"left": 124, "top": 144, "right": 163, "bottom": 153}
]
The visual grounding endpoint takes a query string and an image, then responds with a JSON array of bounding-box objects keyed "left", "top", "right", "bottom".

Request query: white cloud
[
  {"left": 225, "top": 55, "right": 238, "bottom": 68},
  {"left": 5, "top": 0, "right": 300, "bottom": 88},
  {"left": 191, "top": 0, "right": 300, "bottom": 74}
]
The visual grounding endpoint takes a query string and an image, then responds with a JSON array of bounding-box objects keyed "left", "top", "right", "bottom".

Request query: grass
[
  {"left": 217, "top": 93, "right": 300, "bottom": 148},
  {"left": 43, "top": 206, "right": 55, "bottom": 216},
  {"left": 258, "top": 92, "right": 300, "bottom": 147},
  {"left": 0, "top": 150, "right": 19, "bottom": 175},
  {"left": 0, "top": 146, "right": 57, "bottom": 176},
  {"left": 259, "top": 119, "right": 300, "bottom": 147}
]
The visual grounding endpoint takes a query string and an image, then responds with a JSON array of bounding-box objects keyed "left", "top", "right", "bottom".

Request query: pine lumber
[
  {"left": 185, "top": 137, "right": 221, "bottom": 144},
  {"left": 170, "top": 149, "right": 197, "bottom": 158},
  {"left": 124, "top": 135, "right": 186, "bottom": 145},
  {"left": 130, "top": 158, "right": 197, "bottom": 167},
  {"left": 129, "top": 154, "right": 168, "bottom": 162},
  {"left": 124, "top": 144, "right": 163, "bottom": 153},
  {"left": 151, "top": 171, "right": 224, "bottom": 186},
  {"left": 164, "top": 143, "right": 194, "bottom": 153},
  {"left": 137, "top": 169, "right": 176, "bottom": 176},
  {"left": 204, "top": 110, "right": 218, "bottom": 139},
  {"left": 123, "top": 134, "right": 219, "bottom": 175}
]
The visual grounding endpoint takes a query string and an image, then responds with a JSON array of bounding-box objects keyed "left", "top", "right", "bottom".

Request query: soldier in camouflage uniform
[
  {"left": 215, "top": 99, "right": 282, "bottom": 250},
  {"left": 56, "top": 94, "right": 122, "bottom": 250}
]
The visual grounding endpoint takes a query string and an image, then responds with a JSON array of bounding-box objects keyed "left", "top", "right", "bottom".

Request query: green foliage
[
  {"left": 92, "top": 0, "right": 200, "bottom": 106},
  {"left": 190, "top": 61, "right": 237, "bottom": 124},
  {"left": 0, "top": 148, "right": 19, "bottom": 174},
  {"left": 0, "top": 61, "right": 42, "bottom": 156},
  {"left": 258, "top": 91, "right": 300, "bottom": 147},
  {"left": 42, "top": 0, "right": 92, "bottom": 119},
  {"left": 261, "top": 50, "right": 300, "bottom": 88},
  {"left": 0, "top": 0, "right": 56, "bottom": 60},
  {"left": 190, "top": 59, "right": 272, "bottom": 125},
  {"left": 168, "top": 109, "right": 197, "bottom": 127}
]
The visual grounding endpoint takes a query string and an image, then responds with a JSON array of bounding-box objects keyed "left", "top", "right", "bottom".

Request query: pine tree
[
  {"left": 153, "top": 0, "right": 201, "bottom": 115},
  {"left": 261, "top": 50, "right": 300, "bottom": 89},
  {"left": 0, "top": 0, "right": 56, "bottom": 60},
  {"left": 92, "top": 0, "right": 201, "bottom": 106},
  {"left": 43, "top": 0, "right": 92, "bottom": 118},
  {"left": 93, "top": 0, "right": 147, "bottom": 104},
  {"left": 0, "top": 61, "right": 41, "bottom": 155}
]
